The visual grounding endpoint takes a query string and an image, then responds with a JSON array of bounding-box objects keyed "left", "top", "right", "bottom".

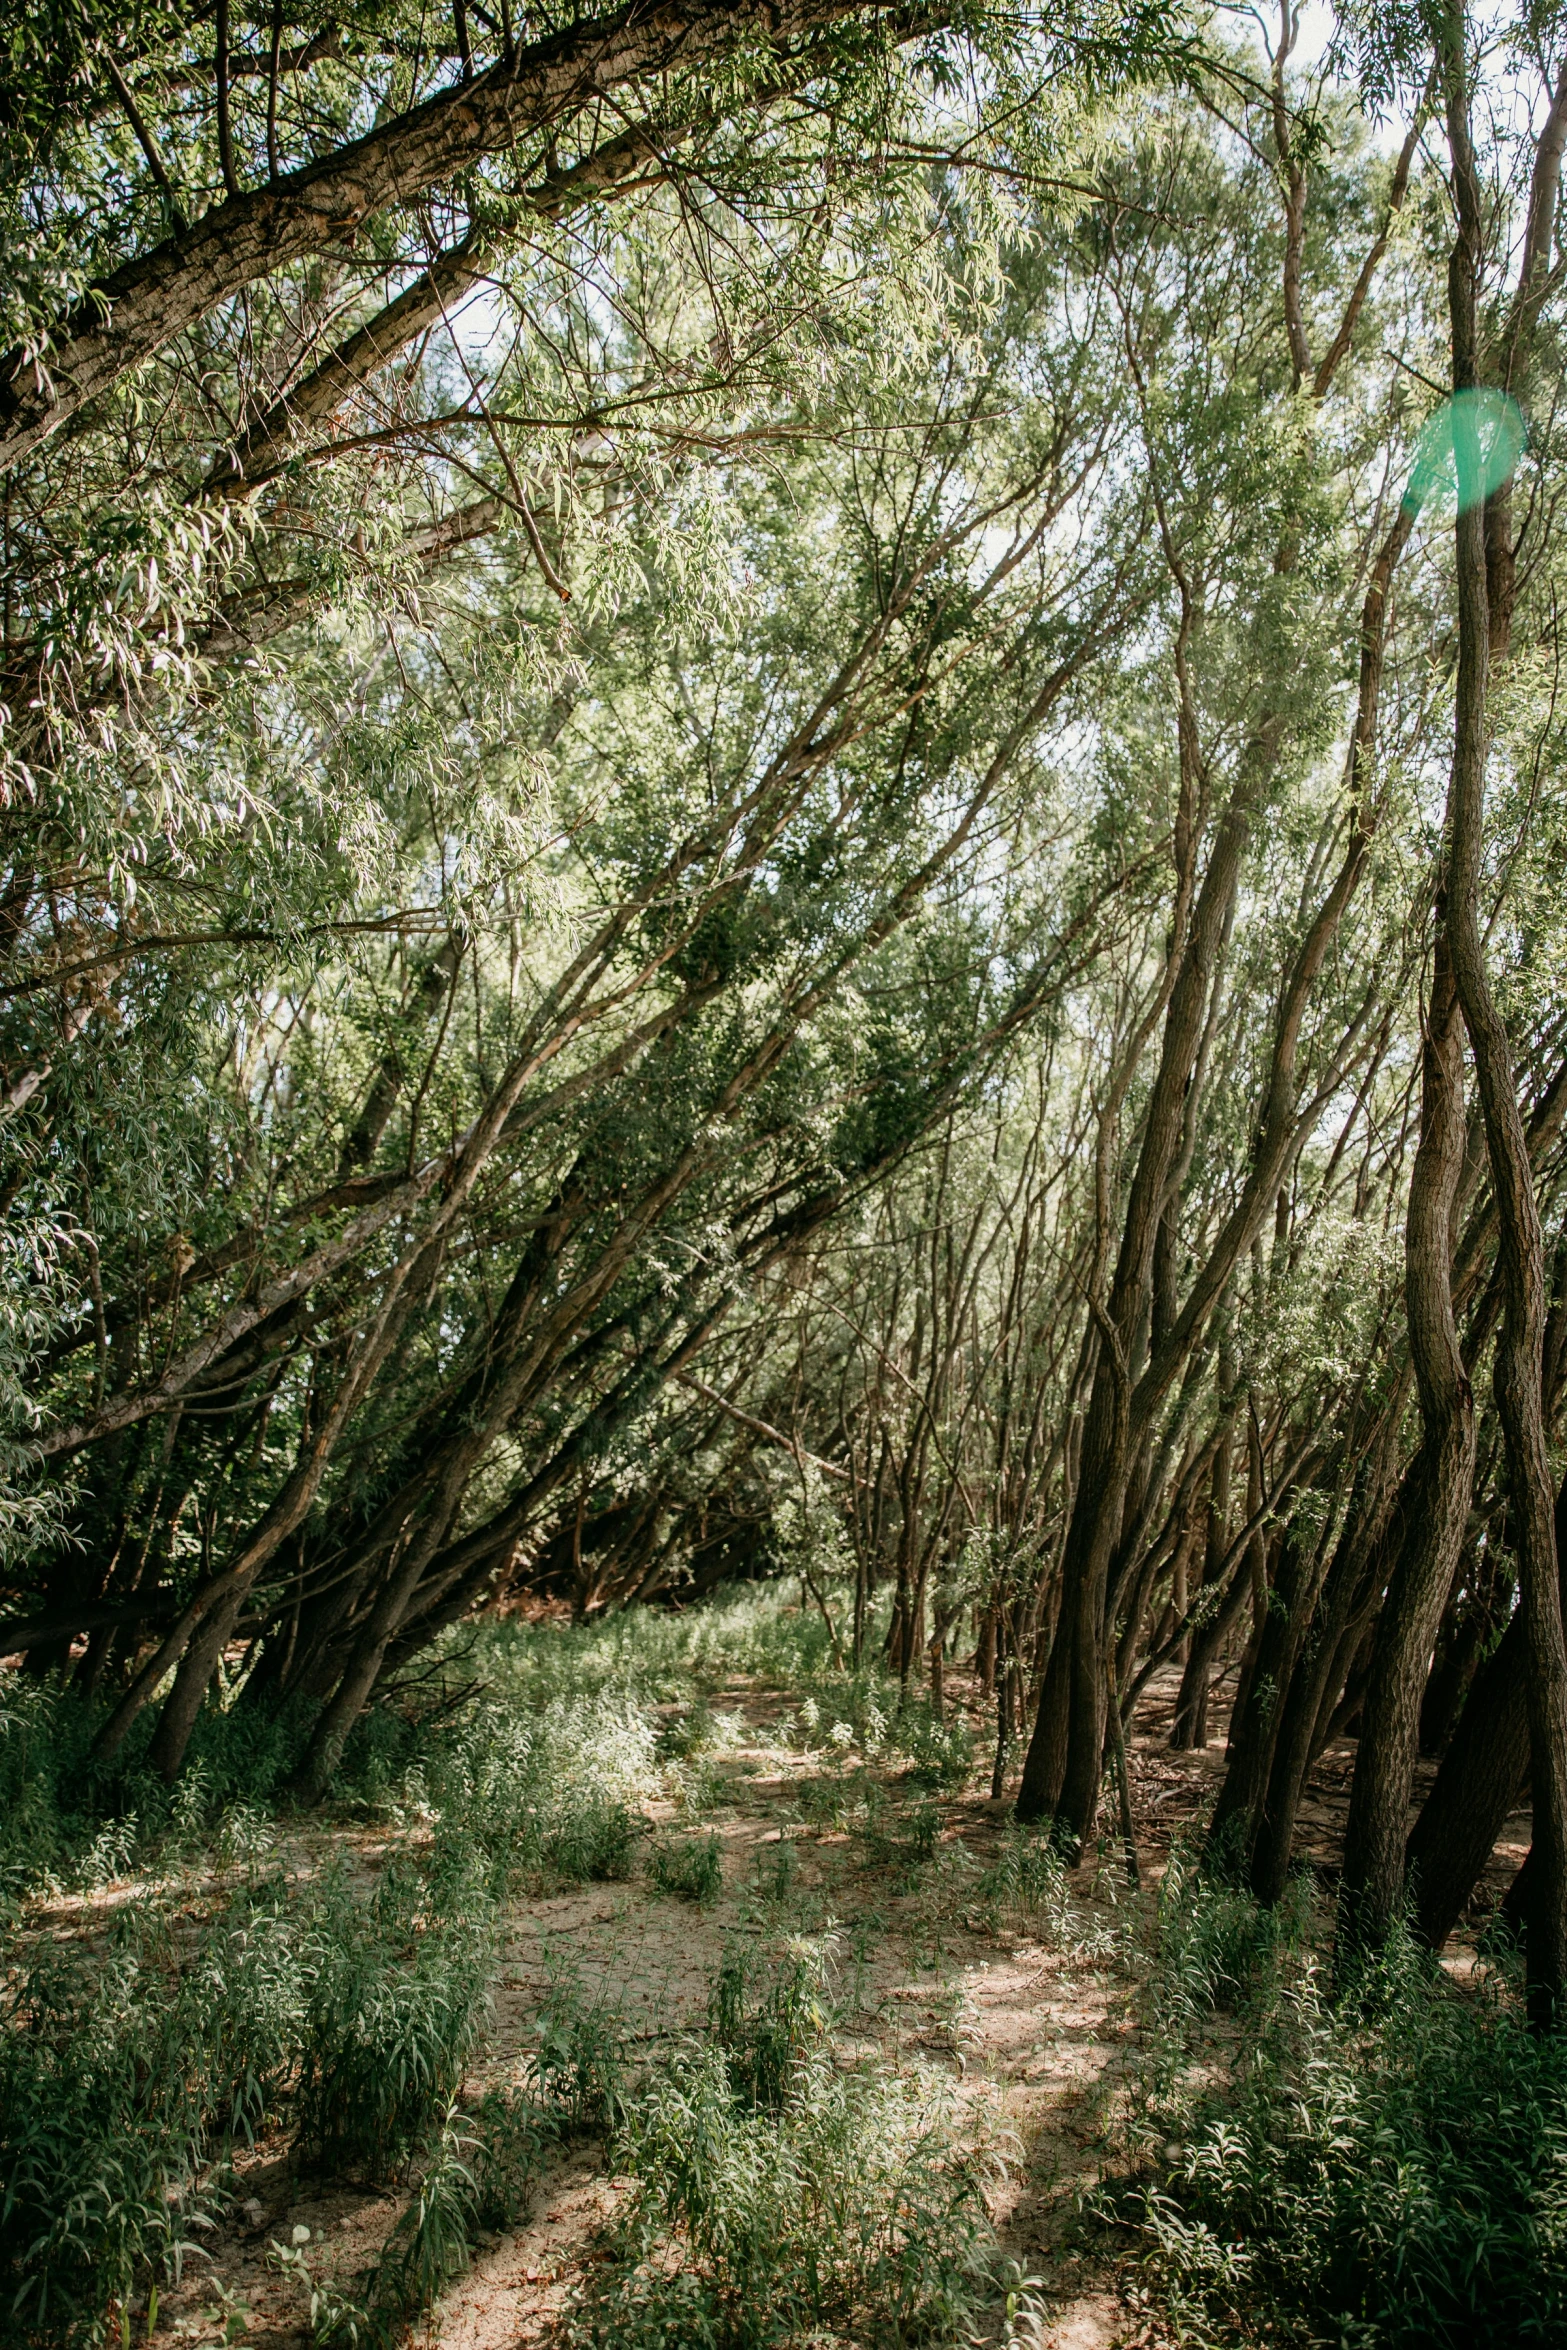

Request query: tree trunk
[
  {"left": 1206, "top": 1524, "right": 1311, "bottom": 1872},
  {"left": 1250, "top": 1486, "right": 1384, "bottom": 1906},
  {"left": 1406, "top": 1610, "right": 1531, "bottom": 1947},
  {"left": 147, "top": 1585, "right": 247, "bottom": 1781},
  {"left": 1405, "top": 1476, "right": 1567, "bottom": 1947},
  {"left": 1440, "top": 17, "right": 1567, "bottom": 2019},
  {"left": 1171, "top": 1390, "right": 1237, "bottom": 1747},
  {"left": 1338, "top": 944, "right": 1475, "bottom": 1955}
]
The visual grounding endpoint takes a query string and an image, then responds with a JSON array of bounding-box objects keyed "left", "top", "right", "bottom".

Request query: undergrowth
[
  {"left": 648, "top": 1831, "right": 724, "bottom": 1905},
  {"left": 2, "top": 1588, "right": 966, "bottom": 2343},
  {"left": 1119, "top": 1845, "right": 1567, "bottom": 2347},
  {"left": 564, "top": 1937, "right": 992, "bottom": 2350},
  {"left": 0, "top": 1821, "right": 507, "bottom": 2345},
  {"left": 0, "top": 1677, "right": 657, "bottom": 2343},
  {"left": 12, "top": 1588, "right": 1565, "bottom": 2350},
  {"left": 281, "top": 1933, "right": 994, "bottom": 2350},
  {"left": 0, "top": 1588, "right": 947, "bottom": 1910}
]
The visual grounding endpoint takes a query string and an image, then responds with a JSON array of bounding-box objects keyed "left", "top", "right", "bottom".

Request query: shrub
[
  {"left": 655, "top": 1701, "right": 720, "bottom": 1761},
  {"left": 425, "top": 1695, "right": 651, "bottom": 1889},
  {"left": 708, "top": 1939, "right": 831, "bottom": 2112},
  {"left": 748, "top": 1834, "right": 799, "bottom": 1907},
  {"left": 0, "top": 1678, "right": 321, "bottom": 1906},
  {"left": 537, "top": 1788, "right": 642, "bottom": 1886},
  {"left": 902, "top": 1707, "right": 974, "bottom": 1791},
  {"left": 0, "top": 1888, "right": 307, "bottom": 2345},
  {"left": 366, "top": 2102, "right": 481, "bottom": 2321},
  {"left": 531, "top": 1966, "right": 630, "bottom": 2133},
  {"left": 972, "top": 1827, "right": 1120, "bottom": 1959},
  {"left": 276, "top": 2089, "right": 559, "bottom": 2346},
  {"left": 469, "top": 2084, "right": 557, "bottom": 2228}
]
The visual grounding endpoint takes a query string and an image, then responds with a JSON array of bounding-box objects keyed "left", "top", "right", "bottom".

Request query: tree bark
[
  {"left": 1248, "top": 1419, "right": 1405, "bottom": 1904},
  {"left": 1171, "top": 1372, "right": 1237, "bottom": 1746},
  {"left": 1016, "top": 769, "right": 1251, "bottom": 1843},
  {"left": 1407, "top": 1610, "right": 1531, "bottom": 1947},
  {"left": 1406, "top": 1476, "right": 1567, "bottom": 1948}
]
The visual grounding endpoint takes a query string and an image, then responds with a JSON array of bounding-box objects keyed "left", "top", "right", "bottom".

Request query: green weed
[
  {"left": 0, "top": 1889, "right": 305, "bottom": 2344},
  {"left": 531, "top": 1964, "right": 630, "bottom": 2132},
  {"left": 566, "top": 1942, "right": 990, "bottom": 2349},
  {"left": 536, "top": 1788, "right": 642, "bottom": 1886},
  {"left": 293, "top": 1856, "right": 497, "bottom": 2176},
  {"left": 708, "top": 1938, "right": 832, "bottom": 2112},
  {"left": 469, "top": 2084, "right": 557, "bottom": 2229},
  {"left": 367, "top": 2102, "right": 480, "bottom": 2320},
  {"left": 747, "top": 1833, "right": 799, "bottom": 1908},
  {"left": 648, "top": 1832, "right": 724, "bottom": 1906}
]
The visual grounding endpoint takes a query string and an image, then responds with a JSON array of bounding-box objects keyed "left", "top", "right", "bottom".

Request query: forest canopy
[{"left": 7, "top": 0, "right": 1567, "bottom": 2104}]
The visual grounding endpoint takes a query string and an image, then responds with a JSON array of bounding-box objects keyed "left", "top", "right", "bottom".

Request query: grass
[
  {"left": 0, "top": 1589, "right": 963, "bottom": 1915},
  {"left": 282, "top": 2102, "right": 489, "bottom": 2349},
  {"left": 0, "top": 1653, "right": 666, "bottom": 2343},
  {"left": 0, "top": 1825, "right": 507, "bottom": 2345},
  {"left": 0, "top": 1585, "right": 1015, "bottom": 2345},
  {"left": 292, "top": 1856, "right": 497, "bottom": 2174},
  {"left": 281, "top": 1929, "right": 995, "bottom": 2350},
  {"left": 648, "top": 1831, "right": 724, "bottom": 1905}
]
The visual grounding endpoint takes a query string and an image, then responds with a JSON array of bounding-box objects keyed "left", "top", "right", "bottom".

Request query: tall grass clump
[
  {"left": 461, "top": 1586, "right": 963, "bottom": 1790},
  {"left": 0, "top": 1820, "right": 503, "bottom": 2340},
  {"left": 566, "top": 1940, "right": 991, "bottom": 2349},
  {"left": 531, "top": 1962, "right": 632, "bottom": 2133},
  {"left": 0, "top": 1676, "right": 382, "bottom": 1905},
  {"left": 648, "top": 1831, "right": 724, "bottom": 1905},
  {"left": 1124, "top": 1850, "right": 1567, "bottom": 2347},
  {"left": 278, "top": 2077, "right": 568, "bottom": 2347},
  {"left": 422, "top": 1694, "right": 652, "bottom": 1890},
  {"left": 293, "top": 1843, "right": 499, "bottom": 2175},
  {"left": 283, "top": 2101, "right": 491, "bottom": 2350},
  {"left": 0, "top": 1888, "right": 307, "bottom": 2344}
]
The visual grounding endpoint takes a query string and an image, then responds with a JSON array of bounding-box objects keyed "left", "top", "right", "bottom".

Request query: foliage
[
  {"left": 530, "top": 1964, "right": 632, "bottom": 2136},
  {"left": 0, "top": 1891, "right": 300, "bottom": 2342},
  {"left": 9, "top": 9, "right": 1567, "bottom": 2345},
  {"left": 0, "top": 1657, "right": 665, "bottom": 2341},
  {"left": 292, "top": 1856, "right": 497, "bottom": 2174}
]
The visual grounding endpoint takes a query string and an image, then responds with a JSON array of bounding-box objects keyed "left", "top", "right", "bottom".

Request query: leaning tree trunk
[
  {"left": 1405, "top": 1472, "right": 1567, "bottom": 1946},
  {"left": 1249, "top": 1422, "right": 1403, "bottom": 1905},
  {"left": 1440, "top": 17, "right": 1567, "bottom": 2020},
  {"left": 1406, "top": 1610, "right": 1531, "bottom": 1947},
  {"left": 1170, "top": 1379, "right": 1237, "bottom": 1747},
  {"left": 1017, "top": 776, "right": 1250, "bottom": 1844},
  {"left": 1337, "top": 942, "right": 1475, "bottom": 1958},
  {"left": 1206, "top": 1520, "right": 1310, "bottom": 1873}
]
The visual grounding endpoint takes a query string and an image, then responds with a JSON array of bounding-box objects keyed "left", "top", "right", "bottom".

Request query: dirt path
[
  {"left": 145, "top": 1680, "right": 1153, "bottom": 2350},
  {"left": 117, "top": 1652, "right": 1527, "bottom": 2350}
]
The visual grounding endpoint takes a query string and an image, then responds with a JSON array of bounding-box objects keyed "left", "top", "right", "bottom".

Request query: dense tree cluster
[{"left": 7, "top": 0, "right": 1567, "bottom": 2012}]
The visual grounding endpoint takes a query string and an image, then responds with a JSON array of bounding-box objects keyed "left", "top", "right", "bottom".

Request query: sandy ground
[{"left": 65, "top": 1661, "right": 1525, "bottom": 2350}]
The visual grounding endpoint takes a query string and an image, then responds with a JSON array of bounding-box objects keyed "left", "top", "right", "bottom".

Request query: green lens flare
[{"left": 1405, "top": 387, "right": 1526, "bottom": 515}]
